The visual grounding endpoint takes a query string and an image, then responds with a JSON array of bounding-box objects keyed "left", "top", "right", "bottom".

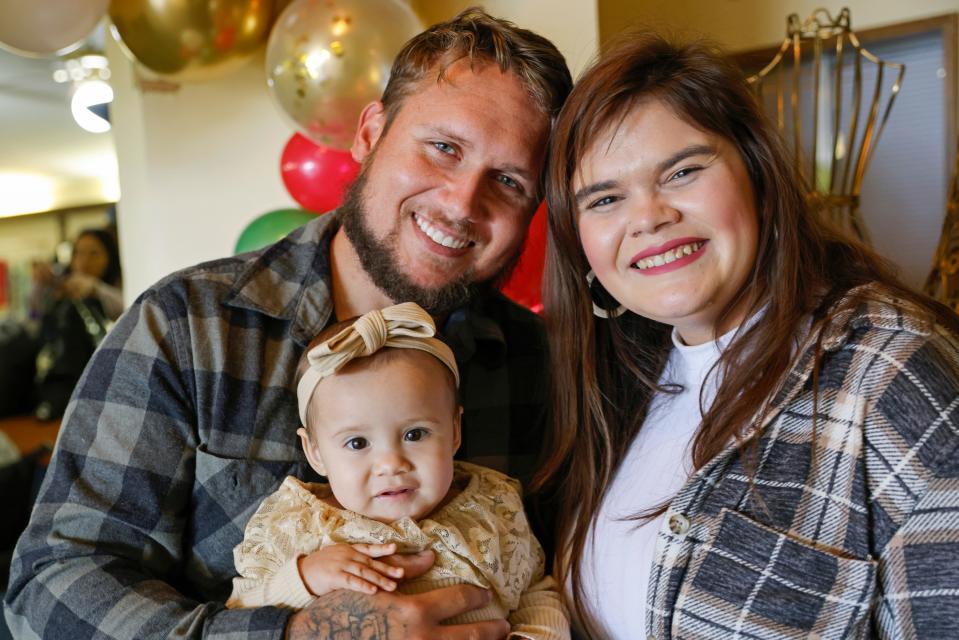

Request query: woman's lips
[
  {"left": 630, "top": 236, "right": 707, "bottom": 264},
  {"left": 630, "top": 240, "right": 708, "bottom": 276}
]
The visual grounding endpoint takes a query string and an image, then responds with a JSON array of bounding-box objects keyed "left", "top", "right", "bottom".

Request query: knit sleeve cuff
[{"left": 268, "top": 557, "right": 315, "bottom": 610}]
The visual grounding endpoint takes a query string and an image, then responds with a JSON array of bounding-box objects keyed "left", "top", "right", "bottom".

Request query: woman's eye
[
  {"left": 404, "top": 428, "right": 428, "bottom": 442},
  {"left": 432, "top": 141, "right": 455, "bottom": 155},
  {"left": 345, "top": 437, "right": 368, "bottom": 450},
  {"left": 587, "top": 195, "right": 618, "bottom": 209},
  {"left": 670, "top": 166, "right": 701, "bottom": 181}
]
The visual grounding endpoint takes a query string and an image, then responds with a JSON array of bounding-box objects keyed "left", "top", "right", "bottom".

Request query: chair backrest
[
  {"left": 747, "top": 7, "right": 905, "bottom": 242},
  {"left": 924, "top": 140, "right": 959, "bottom": 310}
]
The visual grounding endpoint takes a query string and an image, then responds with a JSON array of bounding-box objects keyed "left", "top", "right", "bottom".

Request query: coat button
[{"left": 668, "top": 513, "right": 690, "bottom": 535}]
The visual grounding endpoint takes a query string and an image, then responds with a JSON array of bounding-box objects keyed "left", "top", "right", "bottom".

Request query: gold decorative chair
[
  {"left": 747, "top": 7, "right": 905, "bottom": 242},
  {"left": 923, "top": 141, "right": 959, "bottom": 310}
]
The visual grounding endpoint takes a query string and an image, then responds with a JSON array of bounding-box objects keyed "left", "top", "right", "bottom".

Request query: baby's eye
[
  {"left": 404, "top": 428, "right": 428, "bottom": 442},
  {"left": 345, "top": 437, "right": 369, "bottom": 450}
]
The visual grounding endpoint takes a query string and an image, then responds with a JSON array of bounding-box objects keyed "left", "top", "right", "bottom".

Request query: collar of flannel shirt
[
  {"left": 219, "top": 210, "right": 509, "bottom": 366},
  {"left": 754, "top": 284, "right": 936, "bottom": 441}
]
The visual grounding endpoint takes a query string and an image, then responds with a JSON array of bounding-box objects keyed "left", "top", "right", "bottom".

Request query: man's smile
[{"left": 413, "top": 212, "right": 474, "bottom": 249}]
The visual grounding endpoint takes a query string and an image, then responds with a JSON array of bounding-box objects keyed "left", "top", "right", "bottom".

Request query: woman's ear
[
  {"left": 297, "top": 427, "right": 328, "bottom": 477},
  {"left": 351, "top": 100, "right": 387, "bottom": 164}
]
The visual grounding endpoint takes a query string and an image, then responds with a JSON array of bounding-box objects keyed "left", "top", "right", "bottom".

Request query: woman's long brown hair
[{"left": 533, "top": 32, "right": 959, "bottom": 633}]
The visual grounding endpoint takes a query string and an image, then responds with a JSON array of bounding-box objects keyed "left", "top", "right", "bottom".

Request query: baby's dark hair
[{"left": 296, "top": 316, "right": 460, "bottom": 430}]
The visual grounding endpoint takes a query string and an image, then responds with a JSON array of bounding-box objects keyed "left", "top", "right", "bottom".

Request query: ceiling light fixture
[{"left": 71, "top": 78, "right": 113, "bottom": 133}]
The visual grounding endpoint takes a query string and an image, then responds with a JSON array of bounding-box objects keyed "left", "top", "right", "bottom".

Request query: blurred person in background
[
  {"left": 31, "top": 229, "right": 123, "bottom": 420},
  {"left": 29, "top": 228, "right": 123, "bottom": 323}
]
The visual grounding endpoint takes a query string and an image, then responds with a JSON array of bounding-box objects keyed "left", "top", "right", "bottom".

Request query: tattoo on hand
[{"left": 290, "top": 590, "right": 404, "bottom": 640}]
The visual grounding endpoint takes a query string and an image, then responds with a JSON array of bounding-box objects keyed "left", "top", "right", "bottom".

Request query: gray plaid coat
[
  {"left": 647, "top": 287, "right": 959, "bottom": 639},
  {"left": 4, "top": 213, "right": 550, "bottom": 639}
]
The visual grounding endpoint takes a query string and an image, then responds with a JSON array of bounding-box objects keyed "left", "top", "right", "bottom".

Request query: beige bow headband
[{"left": 297, "top": 302, "right": 460, "bottom": 425}]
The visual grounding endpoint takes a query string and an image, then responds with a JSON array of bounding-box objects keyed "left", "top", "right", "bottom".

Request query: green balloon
[{"left": 235, "top": 208, "right": 317, "bottom": 254}]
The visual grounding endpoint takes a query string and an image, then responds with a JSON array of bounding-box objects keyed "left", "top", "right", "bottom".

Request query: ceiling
[{"left": 0, "top": 34, "right": 119, "bottom": 218}]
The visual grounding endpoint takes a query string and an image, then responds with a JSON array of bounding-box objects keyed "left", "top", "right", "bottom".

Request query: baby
[{"left": 227, "top": 302, "right": 568, "bottom": 639}]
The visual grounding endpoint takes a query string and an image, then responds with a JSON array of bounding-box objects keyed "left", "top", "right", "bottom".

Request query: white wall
[
  {"left": 109, "top": 2, "right": 599, "bottom": 304},
  {"left": 411, "top": 0, "right": 600, "bottom": 79},
  {"left": 107, "top": 36, "right": 294, "bottom": 304},
  {"left": 598, "top": 0, "right": 958, "bottom": 50}
]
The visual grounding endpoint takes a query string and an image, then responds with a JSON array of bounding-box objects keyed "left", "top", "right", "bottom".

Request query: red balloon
[
  {"left": 280, "top": 133, "right": 360, "bottom": 213},
  {"left": 500, "top": 201, "right": 547, "bottom": 314}
]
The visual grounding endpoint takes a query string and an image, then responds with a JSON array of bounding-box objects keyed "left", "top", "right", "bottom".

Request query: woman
[
  {"left": 31, "top": 228, "right": 124, "bottom": 322},
  {"left": 32, "top": 228, "right": 123, "bottom": 419},
  {"left": 536, "top": 33, "right": 959, "bottom": 639}
]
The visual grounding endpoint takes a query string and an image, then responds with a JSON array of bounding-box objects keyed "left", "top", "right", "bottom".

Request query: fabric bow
[{"left": 296, "top": 302, "right": 459, "bottom": 424}]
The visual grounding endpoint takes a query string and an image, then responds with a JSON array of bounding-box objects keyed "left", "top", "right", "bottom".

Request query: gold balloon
[
  {"left": 266, "top": 0, "right": 423, "bottom": 149},
  {"left": 109, "top": 0, "right": 274, "bottom": 81}
]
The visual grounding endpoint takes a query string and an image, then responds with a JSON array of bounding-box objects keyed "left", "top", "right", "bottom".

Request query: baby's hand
[{"left": 298, "top": 542, "right": 406, "bottom": 597}]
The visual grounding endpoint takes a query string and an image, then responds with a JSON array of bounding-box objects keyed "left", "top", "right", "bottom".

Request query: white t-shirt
[{"left": 576, "top": 325, "right": 740, "bottom": 638}]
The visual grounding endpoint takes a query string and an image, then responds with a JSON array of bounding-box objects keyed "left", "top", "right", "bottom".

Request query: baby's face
[{"left": 301, "top": 351, "right": 461, "bottom": 523}]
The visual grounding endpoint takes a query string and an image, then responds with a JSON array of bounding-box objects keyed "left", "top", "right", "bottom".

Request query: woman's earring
[{"left": 585, "top": 270, "right": 626, "bottom": 319}]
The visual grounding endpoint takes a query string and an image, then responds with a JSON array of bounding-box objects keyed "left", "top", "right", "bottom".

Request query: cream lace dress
[{"left": 227, "top": 461, "right": 569, "bottom": 640}]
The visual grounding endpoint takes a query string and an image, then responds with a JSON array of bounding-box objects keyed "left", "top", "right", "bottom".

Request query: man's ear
[
  {"left": 351, "top": 100, "right": 387, "bottom": 164},
  {"left": 297, "top": 427, "right": 328, "bottom": 477},
  {"left": 452, "top": 406, "right": 463, "bottom": 454}
]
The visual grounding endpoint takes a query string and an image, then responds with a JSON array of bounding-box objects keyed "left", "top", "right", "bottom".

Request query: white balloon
[{"left": 0, "top": 0, "right": 109, "bottom": 57}]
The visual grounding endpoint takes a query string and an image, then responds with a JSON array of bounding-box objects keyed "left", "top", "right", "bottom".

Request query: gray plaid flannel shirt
[
  {"left": 4, "top": 213, "right": 549, "bottom": 639},
  {"left": 646, "top": 287, "right": 959, "bottom": 639}
]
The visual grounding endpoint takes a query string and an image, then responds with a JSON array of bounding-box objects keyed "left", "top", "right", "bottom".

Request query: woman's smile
[{"left": 629, "top": 237, "right": 708, "bottom": 273}]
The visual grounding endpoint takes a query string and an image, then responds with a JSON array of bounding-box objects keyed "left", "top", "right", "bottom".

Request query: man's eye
[
  {"left": 404, "top": 428, "right": 428, "bottom": 442},
  {"left": 497, "top": 174, "right": 520, "bottom": 190},
  {"left": 432, "top": 141, "right": 455, "bottom": 155},
  {"left": 345, "top": 437, "right": 368, "bottom": 450}
]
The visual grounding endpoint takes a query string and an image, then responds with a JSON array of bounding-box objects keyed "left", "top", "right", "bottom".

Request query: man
[{"left": 4, "top": 8, "right": 571, "bottom": 640}]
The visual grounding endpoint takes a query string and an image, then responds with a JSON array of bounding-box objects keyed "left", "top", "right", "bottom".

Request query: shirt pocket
[
  {"left": 672, "top": 508, "right": 876, "bottom": 640},
  {"left": 188, "top": 447, "right": 306, "bottom": 598}
]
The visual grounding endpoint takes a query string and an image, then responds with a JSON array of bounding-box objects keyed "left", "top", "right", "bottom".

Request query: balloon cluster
[
  {"left": 234, "top": 0, "right": 419, "bottom": 258},
  {"left": 0, "top": 0, "right": 547, "bottom": 312},
  {"left": 107, "top": 0, "right": 422, "bottom": 147}
]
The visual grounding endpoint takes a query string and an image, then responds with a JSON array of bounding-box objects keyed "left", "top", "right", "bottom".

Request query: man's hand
[
  {"left": 286, "top": 586, "right": 509, "bottom": 640},
  {"left": 286, "top": 549, "right": 510, "bottom": 640},
  {"left": 299, "top": 543, "right": 405, "bottom": 597}
]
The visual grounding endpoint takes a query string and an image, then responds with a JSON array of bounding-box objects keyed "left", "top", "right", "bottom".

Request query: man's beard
[{"left": 339, "top": 166, "right": 522, "bottom": 317}]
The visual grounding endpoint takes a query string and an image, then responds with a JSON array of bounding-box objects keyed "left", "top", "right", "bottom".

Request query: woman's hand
[
  {"left": 60, "top": 272, "right": 98, "bottom": 300},
  {"left": 298, "top": 542, "right": 406, "bottom": 597},
  {"left": 31, "top": 261, "right": 56, "bottom": 286}
]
